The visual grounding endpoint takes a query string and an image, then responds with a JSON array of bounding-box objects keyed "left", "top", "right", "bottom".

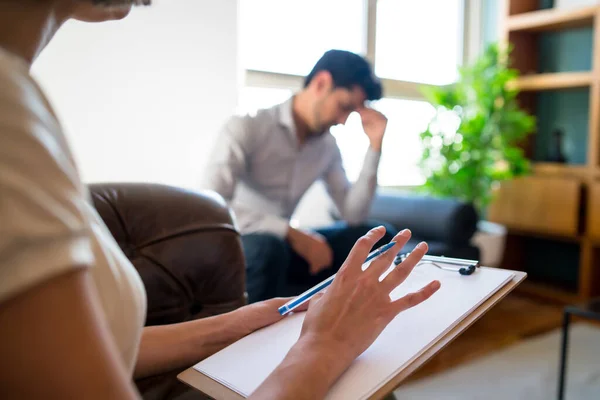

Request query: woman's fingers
[
  {"left": 339, "top": 226, "right": 387, "bottom": 276},
  {"left": 381, "top": 242, "right": 428, "bottom": 292},
  {"left": 366, "top": 229, "right": 412, "bottom": 280},
  {"left": 389, "top": 280, "right": 441, "bottom": 317}
]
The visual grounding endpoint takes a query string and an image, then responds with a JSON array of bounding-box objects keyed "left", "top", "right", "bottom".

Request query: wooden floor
[{"left": 405, "top": 293, "right": 564, "bottom": 383}]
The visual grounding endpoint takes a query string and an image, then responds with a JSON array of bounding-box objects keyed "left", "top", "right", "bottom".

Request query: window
[
  {"left": 375, "top": 99, "right": 435, "bottom": 186},
  {"left": 331, "top": 99, "right": 435, "bottom": 186},
  {"left": 375, "top": 0, "right": 464, "bottom": 85},
  {"left": 239, "top": 0, "right": 470, "bottom": 186},
  {"left": 239, "top": 0, "right": 366, "bottom": 76}
]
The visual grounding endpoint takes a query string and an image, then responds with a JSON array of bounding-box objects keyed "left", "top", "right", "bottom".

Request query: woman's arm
[
  {"left": 247, "top": 337, "right": 346, "bottom": 400},
  {"left": 0, "top": 270, "right": 139, "bottom": 399},
  {"left": 134, "top": 298, "right": 295, "bottom": 379}
]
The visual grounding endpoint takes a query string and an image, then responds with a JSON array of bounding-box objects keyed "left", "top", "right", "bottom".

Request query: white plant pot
[{"left": 471, "top": 220, "right": 507, "bottom": 268}]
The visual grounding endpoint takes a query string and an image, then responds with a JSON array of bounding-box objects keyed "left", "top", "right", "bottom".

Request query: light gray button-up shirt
[{"left": 202, "top": 97, "right": 381, "bottom": 238}]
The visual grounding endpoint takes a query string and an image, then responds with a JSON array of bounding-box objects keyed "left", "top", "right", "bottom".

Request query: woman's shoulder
[
  {"left": 0, "top": 47, "right": 81, "bottom": 181},
  {"left": 0, "top": 48, "right": 95, "bottom": 305},
  {"left": 0, "top": 48, "right": 44, "bottom": 108},
  {"left": 0, "top": 48, "right": 63, "bottom": 135}
]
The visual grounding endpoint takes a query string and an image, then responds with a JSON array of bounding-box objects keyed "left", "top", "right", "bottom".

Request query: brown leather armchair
[{"left": 88, "top": 183, "right": 247, "bottom": 399}]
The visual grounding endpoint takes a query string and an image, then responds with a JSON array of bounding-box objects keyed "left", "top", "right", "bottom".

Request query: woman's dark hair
[{"left": 304, "top": 49, "right": 383, "bottom": 101}]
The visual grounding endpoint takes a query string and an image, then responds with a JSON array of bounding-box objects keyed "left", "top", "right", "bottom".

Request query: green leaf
[{"left": 417, "top": 42, "right": 534, "bottom": 213}]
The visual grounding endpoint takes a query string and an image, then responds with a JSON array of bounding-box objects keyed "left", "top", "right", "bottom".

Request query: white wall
[{"left": 32, "top": 0, "right": 240, "bottom": 189}]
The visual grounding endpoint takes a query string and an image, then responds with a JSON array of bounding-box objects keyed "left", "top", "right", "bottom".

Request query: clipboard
[{"left": 178, "top": 268, "right": 526, "bottom": 399}]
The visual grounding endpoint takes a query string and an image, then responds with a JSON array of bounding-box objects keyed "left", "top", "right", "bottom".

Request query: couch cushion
[
  {"left": 400, "top": 239, "right": 480, "bottom": 260},
  {"left": 366, "top": 192, "right": 479, "bottom": 245}
]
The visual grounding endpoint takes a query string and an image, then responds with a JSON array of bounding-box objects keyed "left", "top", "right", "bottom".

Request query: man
[{"left": 203, "top": 49, "right": 397, "bottom": 303}]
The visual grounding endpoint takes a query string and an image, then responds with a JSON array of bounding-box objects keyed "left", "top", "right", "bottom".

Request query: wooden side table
[{"left": 557, "top": 298, "right": 600, "bottom": 400}]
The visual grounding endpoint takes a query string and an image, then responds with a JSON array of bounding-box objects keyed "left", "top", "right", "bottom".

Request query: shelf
[
  {"left": 507, "top": 6, "right": 597, "bottom": 32},
  {"left": 587, "top": 185, "right": 600, "bottom": 242},
  {"left": 509, "top": 72, "right": 593, "bottom": 91},
  {"left": 515, "top": 281, "right": 580, "bottom": 304},
  {"left": 533, "top": 162, "right": 590, "bottom": 178},
  {"left": 500, "top": 1, "right": 600, "bottom": 305},
  {"left": 488, "top": 176, "right": 581, "bottom": 238},
  {"left": 505, "top": 228, "right": 582, "bottom": 244}
]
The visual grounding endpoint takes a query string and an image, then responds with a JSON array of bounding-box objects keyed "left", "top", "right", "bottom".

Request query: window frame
[{"left": 242, "top": 0, "right": 485, "bottom": 186}]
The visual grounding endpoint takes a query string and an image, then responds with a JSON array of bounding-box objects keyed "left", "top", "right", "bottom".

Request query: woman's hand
[
  {"left": 250, "top": 226, "right": 440, "bottom": 400},
  {"left": 297, "top": 226, "right": 440, "bottom": 369}
]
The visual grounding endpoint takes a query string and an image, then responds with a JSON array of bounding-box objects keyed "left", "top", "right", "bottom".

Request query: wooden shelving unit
[
  {"left": 516, "top": 280, "right": 581, "bottom": 304},
  {"left": 533, "top": 162, "right": 590, "bottom": 178},
  {"left": 499, "top": 227, "right": 583, "bottom": 244},
  {"left": 510, "top": 71, "right": 593, "bottom": 91},
  {"left": 488, "top": 0, "right": 600, "bottom": 303},
  {"left": 507, "top": 5, "right": 596, "bottom": 32}
]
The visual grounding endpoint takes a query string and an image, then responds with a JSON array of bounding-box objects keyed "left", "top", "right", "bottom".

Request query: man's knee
[
  {"left": 242, "top": 233, "right": 287, "bottom": 258},
  {"left": 241, "top": 233, "right": 290, "bottom": 275}
]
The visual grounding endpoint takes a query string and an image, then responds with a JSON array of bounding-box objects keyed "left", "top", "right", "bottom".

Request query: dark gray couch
[
  {"left": 335, "top": 190, "right": 480, "bottom": 260},
  {"left": 370, "top": 191, "right": 480, "bottom": 259}
]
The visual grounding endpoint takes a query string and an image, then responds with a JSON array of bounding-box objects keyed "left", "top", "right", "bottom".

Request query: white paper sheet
[{"left": 193, "top": 265, "right": 515, "bottom": 399}]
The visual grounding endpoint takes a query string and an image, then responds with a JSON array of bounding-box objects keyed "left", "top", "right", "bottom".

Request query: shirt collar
[
  {"left": 277, "top": 95, "right": 330, "bottom": 145},
  {"left": 277, "top": 96, "right": 297, "bottom": 142}
]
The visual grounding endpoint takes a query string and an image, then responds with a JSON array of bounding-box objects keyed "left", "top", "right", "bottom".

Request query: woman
[{"left": 0, "top": 1, "right": 440, "bottom": 399}]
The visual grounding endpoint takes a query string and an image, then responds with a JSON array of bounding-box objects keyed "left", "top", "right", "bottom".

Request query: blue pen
[{"left": 278, "top": 241, "right": 397, "bottom": 316}]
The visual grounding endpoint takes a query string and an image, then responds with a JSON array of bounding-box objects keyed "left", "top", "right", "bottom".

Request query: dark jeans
[{"left": 242, "top": 221, "right": 398, "bottom": 303}]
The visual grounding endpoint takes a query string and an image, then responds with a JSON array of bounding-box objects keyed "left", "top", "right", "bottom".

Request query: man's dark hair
[{"left": 304, "top": 49, "right": 383, "bottom": 101}]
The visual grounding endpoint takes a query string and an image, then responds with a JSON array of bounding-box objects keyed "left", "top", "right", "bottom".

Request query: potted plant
[{"left": 418, "top": 43, "right": 536, "bottom": 266}]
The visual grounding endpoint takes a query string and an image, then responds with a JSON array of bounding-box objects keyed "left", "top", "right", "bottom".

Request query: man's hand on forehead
[{"left": 357, "top": 106, "right": 388, "bottom": 152}]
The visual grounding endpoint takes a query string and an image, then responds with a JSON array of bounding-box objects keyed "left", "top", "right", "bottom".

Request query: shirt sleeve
[
  {"left": 0, "top": 60, "right": 94, "bottom": 304},
  {"left": 201, "top": 115, "right": 289, "bottom": 238},
  {"left": 324, "top": 144, "right": 381, "bottom": 225}
]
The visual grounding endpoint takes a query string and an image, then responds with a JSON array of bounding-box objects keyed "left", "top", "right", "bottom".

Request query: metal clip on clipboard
[{"left": 394, "top": 254, "right": 480, "bottom": 276}]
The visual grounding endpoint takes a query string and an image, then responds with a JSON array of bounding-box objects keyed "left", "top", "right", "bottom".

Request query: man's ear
[{"left": 311, "top": 71, "right": 333, "bottom": 95}]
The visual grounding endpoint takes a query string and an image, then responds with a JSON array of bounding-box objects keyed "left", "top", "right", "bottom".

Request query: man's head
[{"left": 302, "top": 49, "right": 382, "bottom": 136}]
